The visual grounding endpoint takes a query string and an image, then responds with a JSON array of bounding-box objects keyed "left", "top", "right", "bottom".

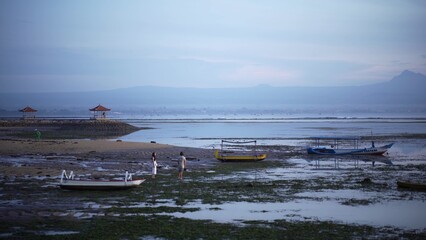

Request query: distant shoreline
[
  {"left": 2, "top": 116, "right": 426, "bottom": 121},
  {"left": 1, "top": 117, "right": 426, "bottom": 143}
]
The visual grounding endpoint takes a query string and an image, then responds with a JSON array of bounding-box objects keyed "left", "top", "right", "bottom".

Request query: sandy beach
[
  {"left": 0, "top": 138, "right": 214, "bottom": 178},
  {"left": 0, "top": 118, "right": 217, "bottom": 178}
]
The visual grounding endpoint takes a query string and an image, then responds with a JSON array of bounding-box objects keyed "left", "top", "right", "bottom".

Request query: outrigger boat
[
  {"left": 214, "top": 149, "right": 267, "bottom": 162},
  {"left": 214, "top": 140, "right": 267, "bottom": 162},
  {"left": 58, "top": 170, "right": 145, "bottom": 190},
  {"left": 307, "top": 136, "right": 393, "bottom": 156}
]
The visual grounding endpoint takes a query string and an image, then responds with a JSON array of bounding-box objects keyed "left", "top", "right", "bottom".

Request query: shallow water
[
  {"left": 117, "top": 118, "right": 426, "bottom": 148},
  {"left": 167, "top": 199, "right": 426, "bottom": 229},
  {"left": 42, "top": 230, "right": 80, "bottom": 236},
  {"left": 108, "top": 151, "right": 426, "bottom": 230},
  {"left": 389, "top": 140, "right": 426, "bottom": 160},
  {"left": 1, "top": 152, "right": 425, "bottom": 231},
  {"left": 1, "top": 117, "right": 425, "bottom": 234},
  {"left": 65, "top": 197, "right": 426, "bottom": 230}
]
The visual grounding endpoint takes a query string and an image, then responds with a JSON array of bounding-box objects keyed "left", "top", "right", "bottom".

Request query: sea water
[{"left": 115, "top": 117, "right": 426, "bottom": 149}]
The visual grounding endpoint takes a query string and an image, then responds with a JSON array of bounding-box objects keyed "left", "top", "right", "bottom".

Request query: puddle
[
  {"left": 295, "top": 189, "right": 377, "bottom": 199},
  {"left": 0, "top": 233, "right": 13, "bottom": 238},
  {"left": 84, "top": 202, "right": 112, "bottom": 209},
  {"left": 41, "top": 230, "right": 80, "bottom": 236},
  {"left": 167, "top": 199, "right": 426, "bottom": 229},
  {"left": 0, "top": 199, "right": 23, "bottom": 206}
]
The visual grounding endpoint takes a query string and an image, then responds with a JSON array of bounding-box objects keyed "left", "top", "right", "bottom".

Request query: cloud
[
  {"left": 178, "top": 56, "right": 243, "bottom": 64},
  {"left": 1, "top": 0, "right": 425, "bottom": 91},
  {"left": 223, "top": 65, "right": 298, "bottom": 85},
  {"left": 0, "top": 74, "right": 115, "bottom": 93}
]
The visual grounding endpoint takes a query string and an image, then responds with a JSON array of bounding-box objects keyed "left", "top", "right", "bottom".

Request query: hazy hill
[
  {"left": 1, "top": 70, "right": 425, "bottom": 115},
  {"left": 355, "top": 70, "right": 426, "bottom": 104}
]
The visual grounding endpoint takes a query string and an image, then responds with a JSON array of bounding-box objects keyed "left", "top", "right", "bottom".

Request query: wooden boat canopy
[{"left": 310, "top": 136, "right": 361, "bottom": 140}]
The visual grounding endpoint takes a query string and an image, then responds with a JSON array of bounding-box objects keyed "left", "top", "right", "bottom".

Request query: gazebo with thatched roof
[
  {"left": 19, "top": 106, "right": 37, "bottom": 119},
  {"left": 89, "top": 104, "right": 111, "bottom": 119}
]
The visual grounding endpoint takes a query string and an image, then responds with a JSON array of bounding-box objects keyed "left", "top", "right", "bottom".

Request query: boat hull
[
  {"left": 214, "top": 150, "right": 267, "bottom": 162},
  {"left": 59, "top": 179, "right": 145, "bottom": 190},
  {"left": 397, "top": 181, "right": 426, "bottom": 191},
  {"left": 307, "top": 143, "right": 393, "bottom": 156}
]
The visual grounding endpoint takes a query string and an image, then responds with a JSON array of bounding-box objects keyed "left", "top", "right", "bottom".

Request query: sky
[{"left": 1, "top": 0, "right": 426, "bottom": 92}]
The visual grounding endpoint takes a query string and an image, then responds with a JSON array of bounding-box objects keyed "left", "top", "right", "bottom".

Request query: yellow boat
[{"left": 214, "top": 150, "right": 267, "bottom": 162}]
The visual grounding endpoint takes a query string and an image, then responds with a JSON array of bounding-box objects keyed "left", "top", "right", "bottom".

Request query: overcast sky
[{"left": 1, "top": 0, "right": 425, "bottom": 92}]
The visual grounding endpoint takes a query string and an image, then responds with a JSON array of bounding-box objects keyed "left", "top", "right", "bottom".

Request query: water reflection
[{"left": 166, "top": 199, "right": 426, "bottom": 229}]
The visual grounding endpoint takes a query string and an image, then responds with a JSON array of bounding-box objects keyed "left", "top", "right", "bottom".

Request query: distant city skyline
[{"left": 1, "top": 0, "right": 425, "bottom": 92}]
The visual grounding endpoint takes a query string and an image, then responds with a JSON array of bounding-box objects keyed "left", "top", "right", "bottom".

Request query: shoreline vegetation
[{"left": 0, "top": 119, "right": 425, "bottom": 239}]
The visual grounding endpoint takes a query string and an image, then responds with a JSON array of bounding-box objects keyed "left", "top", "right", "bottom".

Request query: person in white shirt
[
  {"left": 177, "top": 152, "right": 186, "bottom": 180},
  {"left": 151, "top": 152, "right": 158, "bottom": 179}
]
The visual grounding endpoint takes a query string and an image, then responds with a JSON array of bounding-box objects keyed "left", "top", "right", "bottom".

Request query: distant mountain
[
  {"left": 389, "top": 70, "right": 426, "bottom": 87},
  {"left": 354, "top": 70, "right": 426, "bottom": 104},
  {"left": 1, "top": 70, "right": 425, "bottom": 114}
]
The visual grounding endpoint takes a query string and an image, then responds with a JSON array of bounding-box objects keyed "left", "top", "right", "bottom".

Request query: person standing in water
[
  {"left": 151, "top": 152, "right": 158, "bottom": 179},
  {"left": 178, "top": 152, "right": 186, "bottom": 180}
]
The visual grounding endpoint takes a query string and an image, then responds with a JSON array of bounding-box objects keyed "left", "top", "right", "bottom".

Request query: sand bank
[
  {"left": 0, "top": 139, "right": 215, "bottom": 178},
  {"left": 0, "top": 139, "right": 170, "bottom": 155},
  {"left": 0, "top": 119, "right": 141, "bottom": 139},
  {"left": 0, "top": 118, "right": 218, "bottom": 178}
]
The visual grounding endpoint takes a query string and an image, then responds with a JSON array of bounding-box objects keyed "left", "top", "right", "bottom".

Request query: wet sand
[
  {"left": 0, "top": 139, "right": 171, "bottom": 155},
  {"left": 0, "top": 139, "right": 215, "bottom": 178}
]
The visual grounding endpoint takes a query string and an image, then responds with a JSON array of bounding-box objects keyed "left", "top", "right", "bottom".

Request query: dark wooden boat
[{"left": 397, "top": 180, "right": 426, "bottom": 191}]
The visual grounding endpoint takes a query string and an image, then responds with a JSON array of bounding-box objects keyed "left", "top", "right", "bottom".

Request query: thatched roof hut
[
  {"left": 19, "top": 106, "right": 37, "bottom": 119},
  {"left": 89, "top": 104, "right": 111, "bottom": 119}
]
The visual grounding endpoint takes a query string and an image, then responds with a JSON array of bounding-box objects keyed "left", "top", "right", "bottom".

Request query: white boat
[
  {"left": 307, "top": 137, "right": 393, "bottom": 156},
  {"left": 58, "top": 170, "right": 145, "bottom": 190}
]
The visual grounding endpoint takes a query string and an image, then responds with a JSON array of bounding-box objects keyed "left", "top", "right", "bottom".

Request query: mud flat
[
  {"left": 0, "top": 120, "right": 425, "bottom": 239},
  {"left": 0, "top": 154, "right": 425, "bottom": 239},
  {"left": 0, "top": 139, "right": 425, "bottom": 239}
]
